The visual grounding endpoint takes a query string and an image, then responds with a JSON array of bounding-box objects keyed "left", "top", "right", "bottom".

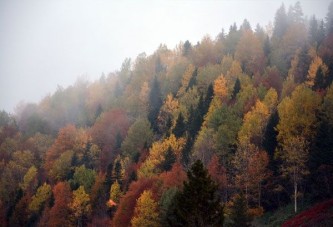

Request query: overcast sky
[{"left": 0, "top": 0, "right": 330, "bottom": 113}]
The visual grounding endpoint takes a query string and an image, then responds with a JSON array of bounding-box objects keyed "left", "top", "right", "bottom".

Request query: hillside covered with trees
[{"left": 1, "top": 2, "right": 333, "bottom": 226}]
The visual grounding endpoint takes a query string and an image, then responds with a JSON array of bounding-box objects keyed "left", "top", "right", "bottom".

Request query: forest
[{"left": 1, "top": 1, "right": 333, "bottom": 226}]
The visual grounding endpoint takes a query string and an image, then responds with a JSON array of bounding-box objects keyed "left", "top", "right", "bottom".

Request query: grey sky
[{"left": 0, "top": 0, "right": 330, "bottom": 113}]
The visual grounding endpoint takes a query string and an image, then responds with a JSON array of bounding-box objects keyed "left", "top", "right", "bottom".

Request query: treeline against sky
[{"left": 1, "top": 2, "right": 333, "bottom": 226}]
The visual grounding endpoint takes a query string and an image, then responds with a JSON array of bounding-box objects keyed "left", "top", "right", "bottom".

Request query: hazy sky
[{"left": 0, "top": 0, "right": 330, "bottom": 113}]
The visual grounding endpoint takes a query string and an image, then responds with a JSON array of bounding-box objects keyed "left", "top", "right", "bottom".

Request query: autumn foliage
[{"left": 1, "top": 2, "right": 333, "bottom": 226}]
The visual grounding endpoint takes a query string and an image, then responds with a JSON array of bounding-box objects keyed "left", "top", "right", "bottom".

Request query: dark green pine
[
  {"left": 170, "top": 160, "right": 224, "bottom": 227},
  {"left": 173, "top": 112, "right": 186, "bottom": 138}
]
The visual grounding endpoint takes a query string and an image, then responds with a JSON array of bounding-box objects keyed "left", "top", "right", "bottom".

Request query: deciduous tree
[
  {"left": 48, "top": 182, "right": 73, "bottom": 227},
  {"left": 131, "top": 190, "right": 160, "bottom": 227},
  {"left": 70, "top": 186, "right": 91, "bottom": 227}
]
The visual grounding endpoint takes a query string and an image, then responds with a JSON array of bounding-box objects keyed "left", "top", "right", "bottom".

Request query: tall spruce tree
[
  {"left": 148, "top": 76, "right": 163, "bottom": 132},
  {"left": 232, "top": 78, "right": 241, "bottom": 100},
  {"left": 186, "top": 67, "right": 198, "bottom": 91},
  {"left": 204, "top": 83, "right": 214, "bottom": 113},
  {"left": 160, "top": 146, "right": 177, "bottom": 172},
  {"left": 169, "top": 160, "right": 224, "bottom": 227},
  {"left": 272, "top": 3, "right": 288, "bottom": 40},
  {"left": 173, "top": 112, "right": 186, "bottom": 138}
]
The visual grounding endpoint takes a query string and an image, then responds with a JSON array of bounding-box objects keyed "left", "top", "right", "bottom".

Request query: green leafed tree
[
  {"left": 49, "top": 150, "right": 74, "bottom": 181},
  {"left": 121, "top": 118, "right": 153, "bottom": 159},
  {"left": 72, "top": 165, "right": 96, "bottom": 193}
]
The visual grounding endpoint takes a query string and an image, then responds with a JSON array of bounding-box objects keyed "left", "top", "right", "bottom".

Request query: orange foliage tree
[{"left": 112, "top": 177, "right": 160, "bottom": 227}]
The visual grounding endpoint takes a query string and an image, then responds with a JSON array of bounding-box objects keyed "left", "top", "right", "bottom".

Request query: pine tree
[
  {"left": 272, "top": 3, "right": 288, "bottom": 39},
  {"left": 160, "top": 146, "right": 177, "bottom": 172},
  {"left": 232, "top": 78, "right": 241, "bottom": 100},
  {"left": 148, "top": 76, "right": 163, "bottom": 133},
  {"left": 173, "top": 112, "right": 186, "bottom": 138},
  {"left": 186, "top": 67, "right": 198, "bottom": 91},
  {"left": 183, "top": 40, "right": 192, "bottom": 57},
  {"left": 188, "top": 96, "right": 204, "bottom": 139},
  {"left": 204, "top": 83, "right": 214, "bottom": 113},
  {"left": 326, "top": 1, "right": 333, "bottom": 34},
  {"left": 313, "top": 66, "right": 329, "bottom": 90},
  {"left": 169, "top": 160, "right": 224, "bottom": 226},
  {"left": 112, "top": 159, "right": 123, "bottom": 185}
]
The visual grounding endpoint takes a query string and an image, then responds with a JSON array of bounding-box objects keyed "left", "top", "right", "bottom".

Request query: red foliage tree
[
  {"left": 9, "top": 194, "right": 31, "bottom": 226},
  {"left": 208, "top": 155, "right": 227, "bottom": 196},
  {"left": 159, "top": 162, "right": 187, "bottom": 190},
  {"left": 48, "top": 182, "right": 73, "bottom": 227},
  {"left": 262, "top": 67, "right": 283, "bottom": 95},
  {"left": 90, "top": 109, "right": 130, "bottom": 172},
  {"left": 44, "top": 124, "right": 77, "bottom": 172}
]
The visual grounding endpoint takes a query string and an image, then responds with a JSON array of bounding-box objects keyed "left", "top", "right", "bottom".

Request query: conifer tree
[
  {"left": 204, "top": 83, "right": 214, "bottom": 114},
  {"left": 173, "top": 112, "right": 186, "bottom": 138},
  {"left": 186, "top": 67, "right": 198, "bottom": 91},
  {"left": 148, "top": 76, "right": 163, "bottom": 132},
  {"left": 160, "top": 146, "right": 177, "bottom": 172},
  {"left": 232, "top": 78, "right": 241, "bottom": 100},
  {"left": 169, "top": 160, "right": 224, "bottom": 226}
]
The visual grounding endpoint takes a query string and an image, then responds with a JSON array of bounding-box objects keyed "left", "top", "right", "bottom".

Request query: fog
[{"left": 0, "top": 0, "right": 330, "bottom": 113}]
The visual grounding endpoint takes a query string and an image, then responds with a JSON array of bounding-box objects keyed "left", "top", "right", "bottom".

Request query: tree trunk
[
  {"left": 245, "top": 184, "right": 248, "bottom": 206},
  {"left": 294, "top": 181, "right": 297, "bottom": 213},
  {"left": 258, "top": 182, "right": 261, "bottom": 207}
]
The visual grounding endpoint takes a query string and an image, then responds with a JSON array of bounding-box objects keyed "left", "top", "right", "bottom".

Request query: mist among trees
[{"left": 1, "top": 1, "right": 333, "bottom": 226}]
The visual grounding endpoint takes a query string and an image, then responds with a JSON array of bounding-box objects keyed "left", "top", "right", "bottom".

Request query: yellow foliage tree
[
  {"left": 157, "top": 93, "right": 180, "bottom": 132},
  {"left": 263, "top": 88, "right": 278, "bottom": 113},
  {"left": 138, "top": 134, "right": 186, "bottom": 178},
  {"left": 70, "top": 186, "right": 91, "bottom": 227},
  {"left": 306, "top": 56, "right": 328, "bottom": 87},
  {"left": 131, "top": 190, "right": 160, "bottom": 227},
  {"left": 277, "top": 84, "right": 321, "bottom": 144},
  {"left": 238, "top": 100, "right": 270, "bottom": 146},
  {"left": 213, "top": 74, "right": 228, "bottom": 101},
  {"left": 288, "top": 48, "right": 300, "bottom": 78},
  {"left": 177, "top": 64, "right": 195, "bottom": 97}
]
